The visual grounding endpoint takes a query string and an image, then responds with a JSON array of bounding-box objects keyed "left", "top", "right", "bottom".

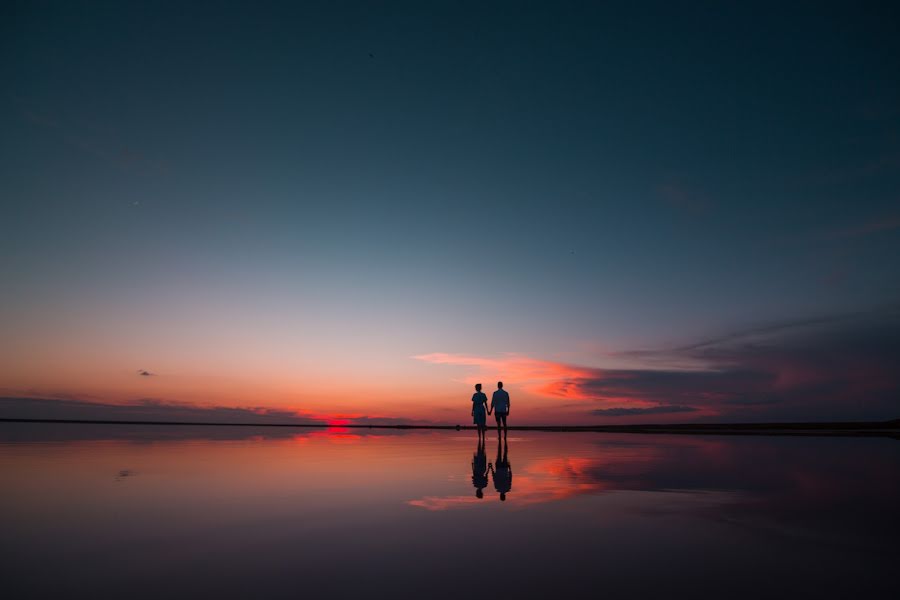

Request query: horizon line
[{"left": 2, "top": 417, "right": 898, "bottom": 438}]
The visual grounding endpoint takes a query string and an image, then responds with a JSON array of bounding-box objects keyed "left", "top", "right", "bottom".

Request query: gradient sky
[{"left": 2, "top": 1, "right": 899, "bottom": 424}]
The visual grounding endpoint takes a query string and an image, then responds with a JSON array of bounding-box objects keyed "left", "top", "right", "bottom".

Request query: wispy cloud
[
  {"left": 829, "top": 216, "right": 900, "bottom": 239},
  {"left": 590, "top": 405, "right": 698, "bottom": 417},
  {"left": 799, "top": 153, "right": 900, "bottom": 186},
  {"left": 10, "top": 94, "right": 170, "bottom": 176},
  {"left": 0, "top": 396, "right": 316, "bottom": 424},
  {"left": 656, "top": 179, "right": 710, "bottom": 215}
]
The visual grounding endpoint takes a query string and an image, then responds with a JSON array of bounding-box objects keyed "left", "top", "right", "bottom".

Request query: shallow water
[{"left": 1, "top": 423, "right": 897, "bottom": 598}]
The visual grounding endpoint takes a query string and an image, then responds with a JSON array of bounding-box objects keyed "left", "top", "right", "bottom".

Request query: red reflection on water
[
  {"left": 314, "top": 426, "right": 362, "bottom": 442},
  {"left": 405, "top": 435, "right": 742, "bottom": 510},
  {"left": 408, "top": 455, "right": 608, "bottom": 510},
  {"left": 407, "top": 496, "right": 484, "bottom": 510},
  {"left": 290, "top": 427, "right": 362, "bottom": 443}
]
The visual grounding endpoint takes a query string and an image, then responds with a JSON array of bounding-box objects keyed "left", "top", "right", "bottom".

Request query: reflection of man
[
  {"left": 489, "top": 439, "right": 512, "bottom": 501},
  {"left": 472, "top": 439, "right": 489, "bottom": 499},
  {"left": 490, "top": 381, "right": 510, "bottom": 438}
]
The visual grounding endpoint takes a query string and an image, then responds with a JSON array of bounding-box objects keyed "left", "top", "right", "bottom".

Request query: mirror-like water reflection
[{"left": 1, "top": 423, "right": 897, "bottom": 598}]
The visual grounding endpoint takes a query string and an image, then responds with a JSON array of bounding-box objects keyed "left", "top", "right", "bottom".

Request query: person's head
[
  {"left": 476, "top": 488, "right": 484, "bottom": 499},
  {"left": 475, "top": 383, "right": 482, "bottom": 392},
  {"left": 497, "top": 381, "right": 503, "bottom": 389},
  {"left": 500, "top": 493, "right": 507, "bottom": 502}
]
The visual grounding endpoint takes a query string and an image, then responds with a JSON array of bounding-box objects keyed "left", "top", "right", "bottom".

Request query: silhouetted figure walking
[
  {"left": 471, "top": 383, "right": 489, "bottom": 440},
  {"left": 472, "top": 438, "right": 489, "bottom": 499},
  {"left": 490, "top": 381, "right": 510, "bottom": 438},
  {"left": 488, "top": 438, "right": 512, "bottom": 501}
]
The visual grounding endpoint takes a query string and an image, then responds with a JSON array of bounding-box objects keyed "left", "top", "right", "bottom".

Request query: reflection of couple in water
[
  {"left": 472, "top": 437, "right": 512, "bottom": 501},
  {"left": 471, "top": 382, "right": 512, "bottom": 500},
  {"left": 471, "top": 382, "right": 510, "bottom": 441}
]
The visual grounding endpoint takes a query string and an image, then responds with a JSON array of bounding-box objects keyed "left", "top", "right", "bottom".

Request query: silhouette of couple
[
  {"left": 471, "top": 381, "right": 510, "bottom": 441},
  {"left": 472, "top": 437, "right": 512, "bottom": 501}
]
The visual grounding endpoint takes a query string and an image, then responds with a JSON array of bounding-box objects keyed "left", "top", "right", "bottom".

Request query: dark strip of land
[{"left": 1, "top": 417, "right": 898, "bottom": 438}]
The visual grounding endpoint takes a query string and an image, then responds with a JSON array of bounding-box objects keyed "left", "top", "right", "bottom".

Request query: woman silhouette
[
  {"left": 471, "top": 383, "right": 489, "bottom": 441},
  {"left": 472, "top": 438, "right": 489, "bottom": 498}
]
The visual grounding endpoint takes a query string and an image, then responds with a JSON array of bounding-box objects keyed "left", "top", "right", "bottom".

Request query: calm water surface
[{"left": 1, "top": 423, "right": 897, "bottom": 598}]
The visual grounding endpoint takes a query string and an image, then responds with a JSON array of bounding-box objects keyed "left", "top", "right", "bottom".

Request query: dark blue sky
[{"left": 2, "top": 1, "right": 898, "bottom": 422}]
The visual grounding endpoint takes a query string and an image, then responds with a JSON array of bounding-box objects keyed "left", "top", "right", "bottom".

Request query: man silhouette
[{"left": 490, "top": 381, "right": 510, "bottom": 438}]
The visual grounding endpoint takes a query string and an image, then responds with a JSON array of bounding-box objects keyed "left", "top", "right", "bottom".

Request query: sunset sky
[{"left": 2, "top": 2, "right": 899, "bottom": 424}]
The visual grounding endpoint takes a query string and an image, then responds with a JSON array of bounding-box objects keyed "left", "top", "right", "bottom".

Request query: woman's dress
[{"left": 472, "top": 392, "right": 487, "bottom": 426}]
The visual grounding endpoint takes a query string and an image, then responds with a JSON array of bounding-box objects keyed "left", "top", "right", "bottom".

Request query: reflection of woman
[
  {"left": 471, "top": 383, "right": 489, "bottom": 440},
  {"left": 472, "top": 439, "right": 489, "bottom": 498}
]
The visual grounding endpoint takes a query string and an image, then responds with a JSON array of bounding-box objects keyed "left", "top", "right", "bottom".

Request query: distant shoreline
[{"left": 1, "top": 417, "right": 898, "bottom": 438}]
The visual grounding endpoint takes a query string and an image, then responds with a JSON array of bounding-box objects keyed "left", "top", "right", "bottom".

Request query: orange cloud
[{"left": 412, "top": 352, "right": 601, "bottom": 400}]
